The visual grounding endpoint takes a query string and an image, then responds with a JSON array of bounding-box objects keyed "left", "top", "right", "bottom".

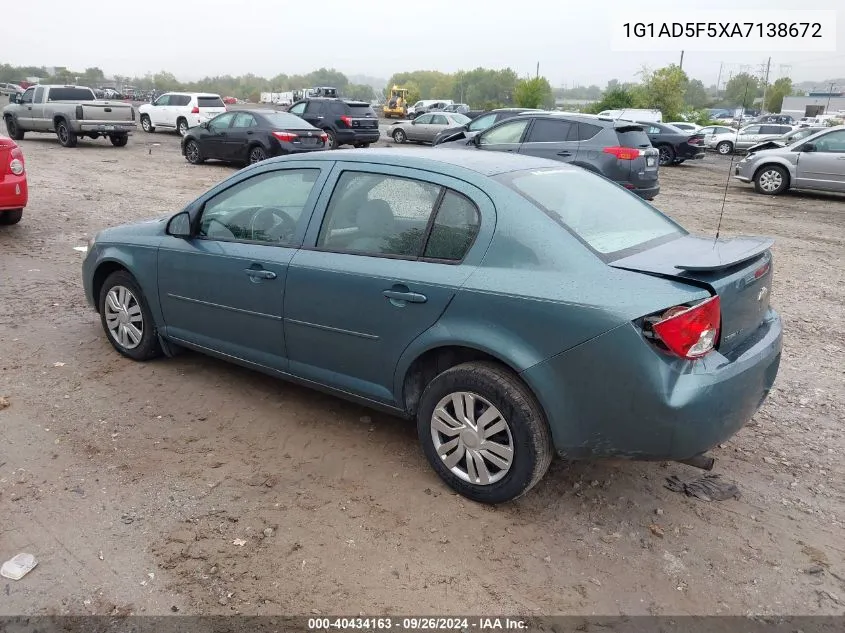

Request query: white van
[{"left": 598, "top": 108, "right": 662, "bottom": 123}]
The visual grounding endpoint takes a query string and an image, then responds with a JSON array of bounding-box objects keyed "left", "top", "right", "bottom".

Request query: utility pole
[
  {"left": 679, "top": 51, "right": 684, "bottom": 69},
  {"left": 826, "top": 82, "right": 835, "bottom": 113},
  {"left": 716, "top": 62, "right": 723, "bottom": 97},
  {"left": 761, "top": 56, "right": 771, "bottom": 111},
  {"left": 536, "top": 62, "right": 539, "bottom": 79}
]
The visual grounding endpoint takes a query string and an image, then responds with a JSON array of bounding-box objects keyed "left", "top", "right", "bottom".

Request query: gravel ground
[{"left": 0, "top": 127, "right": 843, "bottom": 617}]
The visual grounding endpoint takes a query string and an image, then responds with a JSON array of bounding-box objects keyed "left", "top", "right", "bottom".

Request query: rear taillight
[
  {"left": 273, "top": 131, "right": 297, "bottom": 142},
  {"left": 340, "top": 115, "right": 352, "bottom": 127},
  {"left": 9, "top": 148, "right": 24, "bottom": 175},
  {"left": 647, "top": 296, "right": 721, "bottom": 359},
  {"left": 603, "top": 146, "right": 644, "bottom": 160},
  {"left": 191, "top": 106, "right": 200, "bottom": 114}
]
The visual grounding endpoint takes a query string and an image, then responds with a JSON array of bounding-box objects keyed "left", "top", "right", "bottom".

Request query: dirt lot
[{"left": 0, "top": 127, "right": 843, "bottom": 618}]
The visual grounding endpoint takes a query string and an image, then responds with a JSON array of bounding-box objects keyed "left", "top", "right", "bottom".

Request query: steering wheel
[{"left": 250, "top": 206, "right": 298, "bottom": 243}]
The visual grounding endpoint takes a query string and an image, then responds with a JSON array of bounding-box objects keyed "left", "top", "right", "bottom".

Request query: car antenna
[{"left": 714, "top": 84, "right": 750, "bottom": 245}]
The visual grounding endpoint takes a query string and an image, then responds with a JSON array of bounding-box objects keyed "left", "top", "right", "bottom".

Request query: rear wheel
[
  {"left": 109, "top": 134, "right": 128, "bottom": 147},
  {"left": 140, "top": 115, "right": 154, "bottom": 133},
  {"left": 354, "top": 142, "right": 371, "bottom": 149},
  {"left": 657, "top": 144, "right": 675, "bottom": 166},
  {"left": 0, "top": 209, "right": 23, "bottom": 225},
  {"left": 717, "top": 141, "right": 734, "bottom": 155},
  {"left": 177, "top": 118, "right": 189, "bottom": 137},
  {"left": 248, "top": 145, "right": 267, "bottom": 164},
  {"left": 5, "top": 116, "right": 24, "bottom": 140},
  {"left": 56, "top": 119, "right": 78, "bottom": 147},
  {"left": 392, "top": 128, "right": 407, "bottom": 144},
  {"left": 98, "top": 270, "right": 161, "bottom": 361},
  {"left": 416, "top": 361, "right": 554, "bottom": 504},
  {"left": 324, "top": 129, "right": 337, "bottom": 149},
  {"left": 754, "top": 165, "right": 789, "bottom": 195}
]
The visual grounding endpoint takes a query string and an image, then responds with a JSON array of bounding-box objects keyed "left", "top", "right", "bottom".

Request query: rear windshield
[
  {"left": 614, "top": 127, "right": 651, "bottom": 148},
  {"left": 262, "top": 112, "right": 315, "bottom": 129},
  {"left": 197, "top": 96, "right": 225, "bottom": 108},
  {"left": 48, "top": 88, "right": 95, "bottom": 101},
  {"left": 347, "top": 103, "right": 377, "bottom": 117},
  {"left": 497, "top": 168, "right": 684, "bottom": 259}
]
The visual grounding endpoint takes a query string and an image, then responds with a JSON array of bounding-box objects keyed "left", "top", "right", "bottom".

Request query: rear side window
[
  {"left": 197, "top": 96, "right": 224, "bottom": 108},
  {"left": 173, "top": 95, "right": 191, "bottom": 106},
  {"left": 614, "top": 127, "right": 651, "bottom": 148},
  {"left": 424, "top": 191, "right": 480, "bottom": 261},
  {"left": 328, "top": 101, "right": 346, "bottom": 115},
  {"left": 526, "top": 119, "right": 573, "bottom": 142},
  {"left": 571, "top": 122, "right": 602, "bottom": 141},
  {"left": 497, "top": 168, "right": 683, "bottom": 259},
  {"left": 47, "top": 88, "right": 95, "bottom": 101}
]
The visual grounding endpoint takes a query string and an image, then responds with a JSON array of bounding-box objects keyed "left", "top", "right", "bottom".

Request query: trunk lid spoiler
[{"left": 609, "top": 235, "right": 774, "bottom": 274}]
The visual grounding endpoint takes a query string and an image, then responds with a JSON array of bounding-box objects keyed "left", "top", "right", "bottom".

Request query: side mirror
[
  {"left": 12, "top": 93, "right": 20, "bottom": 104},
  {"left": 166, "top": 211, "right": 192, "bottom": 238},
  {"left": 801, "top": 142, "right": 817, "bottom": 152},
  {"left": 472, "top": 134, "right": 481, "bottom": 146},
  {"left": 200, "top": 121, "right": 208, "bottom": 129}
]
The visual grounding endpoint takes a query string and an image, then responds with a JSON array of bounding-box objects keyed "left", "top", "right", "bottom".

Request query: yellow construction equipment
[{"left": 383, "top": 86, "right": 409, "bottom": 118}]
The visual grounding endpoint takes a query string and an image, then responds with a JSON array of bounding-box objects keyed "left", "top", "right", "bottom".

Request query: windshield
[{"left": 496, "top": 168, "right": 684, "bottom": 259}]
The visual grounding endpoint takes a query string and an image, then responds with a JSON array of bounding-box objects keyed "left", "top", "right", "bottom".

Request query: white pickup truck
[{"left": 2, "top": 85, "right": 136, "bottom": 147}]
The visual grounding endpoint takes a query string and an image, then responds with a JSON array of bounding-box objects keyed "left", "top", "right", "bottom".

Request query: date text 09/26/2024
[{"left": 308, "top": 617, "right": 527, "bottom": 631}]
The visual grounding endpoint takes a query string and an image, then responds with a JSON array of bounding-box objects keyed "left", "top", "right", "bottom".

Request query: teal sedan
[{"left": 82, "top": 148, "right": 782, "bottom": 503}]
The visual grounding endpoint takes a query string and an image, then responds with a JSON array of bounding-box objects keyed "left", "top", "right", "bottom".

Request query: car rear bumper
[
  {"left": 521, "top": 309, "right": 782, "bottom": 461},
  {"left": 79, "top": 122, "right": 136, "bottom": 133},
  {"left": 335, "top": 129, "right": 380, "bottom": 145},
  {"left": 0, "top": 174, "right": 28, "bottom": 210},
  {"left": 627, "top": 183, "right": 660, "bottom": 200}
]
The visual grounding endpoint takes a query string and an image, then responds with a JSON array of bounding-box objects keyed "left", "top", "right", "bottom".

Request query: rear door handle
[
  {"left": 245, "top": 268, "right": 276, "bottom": 280},
  {"left": 383, "top": 290, "right": 427, "bottom": 303},
  {"left": 556, "top": 151, "right": 572, "bottom": 157}
]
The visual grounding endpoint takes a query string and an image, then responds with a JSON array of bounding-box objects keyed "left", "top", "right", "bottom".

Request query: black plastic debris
[{"left": 665, "top": 474, "right": 740, "bottom": 501}]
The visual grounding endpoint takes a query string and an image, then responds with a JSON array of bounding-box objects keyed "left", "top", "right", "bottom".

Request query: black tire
[
  {"left": 98, "top": 270, "right": 162, "bottom": 361},
  {"left": 353, "top": 142, "right": 371, "bottom": 149},
  {"left": 753, "top": 164, "right": 789, "bottom": 195},
  {"left": 183, "top": 139, "right": 204, "bottom": 164},
  {"left": 657, "top": 144, "right": 675, "bottom": 166},
  {"left": 109, "top": 134, "right": 128, "bottom": 147},
  {"left": 717, "top": 140, "right": 734, "bottom": 155},
  {"left": 248, "top": 144, "right": 267, "bottom": 164},
  {"left": 392, "top": 128, "right": 407, "bottom": 144},
  {"left": 416, "top": 361, "right": 554, "bottom": 504},
  {"left": 140, "top": 115, "right": 155, "bottom": 133},
  {"left": 324, "top": 129, "right": 337, "bottom": 149},
  {"left": 177, "top": 118, "right": 189, "bottom": 137},
  {"left": 56, "top": 119, "right": 77, "bottom": 147},
  {"left": 0, "top": 209, "right": 23, "bottom": 225},
  {"left": 5, "top": 116, "right": 25, "bottom": 140}
]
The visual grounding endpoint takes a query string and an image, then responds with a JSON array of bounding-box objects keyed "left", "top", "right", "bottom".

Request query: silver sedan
[
  {"left": 734, "top": 125, "right": 845, "bottom": 195},
  {"left": 390, "top": 112, "right": 471, "bottom": 145}
]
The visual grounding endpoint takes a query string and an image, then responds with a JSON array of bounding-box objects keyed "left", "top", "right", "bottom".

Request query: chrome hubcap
[
  {"left": 430, "top": 392, "right": 514, "bottom": 485},
  {"left": 179, "top": 122, "right": 187, "bottom": 136},
  {"left": 105, "top": 285, "right": 143, "bottom": 350},
  {"left": 759, "top": 170, "right": 782, "bottom": 192},
  {"left": 142, "top": 118, "right": 150, "bottom": 131},
  {"left": 718, "top": 143, "right": 731, "bottom": 154}
]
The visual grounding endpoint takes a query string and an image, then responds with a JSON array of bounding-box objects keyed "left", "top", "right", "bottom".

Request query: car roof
[{"left": 265, "top": 147, "right": 566, "bottom": 177}]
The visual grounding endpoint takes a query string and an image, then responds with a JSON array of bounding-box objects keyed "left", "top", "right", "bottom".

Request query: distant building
[{"left": 781, "top": 95, "right": 845, "bottom": 119}]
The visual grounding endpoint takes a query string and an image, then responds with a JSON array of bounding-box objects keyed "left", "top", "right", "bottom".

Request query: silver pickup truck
[{"left": 2, "top": 85, "right": 136, "bottom": 147}]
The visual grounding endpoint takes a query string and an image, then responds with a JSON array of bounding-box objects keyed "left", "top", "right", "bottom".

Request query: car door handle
[
  {"left": 245, "top": 268, "right": 276, "bottom": 280},
  {"left": 246, "top": 130, "right": 254, "bottom": 135},
  {"left": 556, "top": 151, "right": 572, "bottom": 157},
  {"left": 383, "top": 289, "right": 427, "bottom": 303}
]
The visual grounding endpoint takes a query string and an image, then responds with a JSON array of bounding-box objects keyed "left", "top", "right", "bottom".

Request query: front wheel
[
  {"left": 110, "top": 134, "right": 128, "bottom": 147},
  {"left": 717, "top": 141, "right": 734, "bottom": 155},
  {"left": 392, "top": 128, "right": 407, "bottom": 144},
  {"left": 140, "top": 115, "right": 155, "bottom": 133},
  {"left": 98, "top": 270, "right": 161, "bottom": 361},
  {"left": 5, "top": 116, "right": 25, "bottom": 140},
  {"left": 754, "top": 165, "right": 789, "bottom": 195},
  {"left": 416, "top": 361, "right": 554, "bottom": 504},
  {"left": 56, "top": 120, "right": 78, "bottom": 147},
  {"left": 0, "top": 209, "right": 23, "bottom": 225}
]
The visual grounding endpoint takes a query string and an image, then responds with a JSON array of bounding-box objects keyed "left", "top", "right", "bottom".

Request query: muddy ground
[{"left": 0, "top": 126, "right": 843, "bottom": 618}]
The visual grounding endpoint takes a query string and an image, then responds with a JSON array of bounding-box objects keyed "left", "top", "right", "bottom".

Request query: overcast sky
[{"left": 5, "top": 0, "right": 844, "bottom": 88}]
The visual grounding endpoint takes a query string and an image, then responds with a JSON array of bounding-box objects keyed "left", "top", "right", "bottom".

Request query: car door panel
[
  {"left": 203, "top": 112, "right": 235, "bottom": 159},
  {"left": 795, "top": 130, "right": 845, "bottom": 191},
  {"left": 226, "top": 112, "right": 256, "bottom": 161},
  {"left": 283, "top": 163, "right": 493, "bottom": 404}
]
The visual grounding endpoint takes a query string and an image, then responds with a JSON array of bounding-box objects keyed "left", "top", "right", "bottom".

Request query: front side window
[
  {"left": 33, "top": 87, "right": 45, "bottom": 104},
  {"left": 198, "top": 169, "right": 320, "bottom": 245},
  {"left": 208, "top": 112, "right": 235, "bottom": 131},
  {"left": 318, "top": 172, "right": 441, "bottom": 258},
  {"left": 479, "top": 119, "right": 529, "bottom": 145},
  {"left": 288, "top": 101, "right": 307, "bottom": 115},
  {"left": 497, "top": 168, "right": 683, "bottom": 259},
  {"left": 155, "top": 94, "right": 171, "bottom": 106},
  {"left": 812, "top": 130, "right": 845, "bottom": 152},
  {"left": 468, "top": 113, "right": 496, "bottom": 132},
  {"left": 20, "top": 88, "right": 34, "bottom": 104},
  {"left": 414, "top": 114, "right": 433, "bottom": 125}
]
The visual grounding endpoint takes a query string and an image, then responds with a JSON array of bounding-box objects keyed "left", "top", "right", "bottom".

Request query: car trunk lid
[
  {"left": 344, "top": 102, "right": 379, "bottom": 129},
  {"left": 610, "top": 235, "right": 775, "bottom": 355},
  {"left": 614, "top": 124, "right": 659, "bottom": 185}
]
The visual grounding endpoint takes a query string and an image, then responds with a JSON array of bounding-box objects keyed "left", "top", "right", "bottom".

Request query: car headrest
[{"left": 356, "top": 200, "right": 394, "bottom": 236}]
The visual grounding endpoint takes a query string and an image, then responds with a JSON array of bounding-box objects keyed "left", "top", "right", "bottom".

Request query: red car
[{"left": 0, "top": 134, "right": 27, "bottom": 225}]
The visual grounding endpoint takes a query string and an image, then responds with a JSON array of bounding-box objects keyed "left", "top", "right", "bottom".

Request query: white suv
[{"left": 138, "top": 92, "right": 226, "bottom": 136}]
